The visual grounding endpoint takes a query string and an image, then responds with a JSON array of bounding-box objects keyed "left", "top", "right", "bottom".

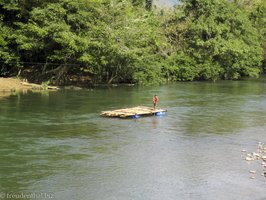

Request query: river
[{"left": 0, "top": 79, "right": 266, "bottom": 200}]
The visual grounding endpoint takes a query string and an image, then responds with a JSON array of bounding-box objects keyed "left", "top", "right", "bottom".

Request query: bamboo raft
[{"left": 101, "top": 106, "right": 167, "bottom": 118}]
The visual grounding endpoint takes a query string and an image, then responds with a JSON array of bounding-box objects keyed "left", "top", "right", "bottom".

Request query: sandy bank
[
  {"left": 0, "top": 77, "right": 59, "bottom": 93},
  {"left": 0, "top": 78, "right": 30, "bottom": 91}
]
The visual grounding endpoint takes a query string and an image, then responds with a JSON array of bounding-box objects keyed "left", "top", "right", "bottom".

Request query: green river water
[{"left": 0, "top": 79, "right": 266, "bottom": 200}]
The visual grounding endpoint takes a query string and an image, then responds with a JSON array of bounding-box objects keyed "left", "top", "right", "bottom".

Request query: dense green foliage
[
  {"left": 165, "top": 0, "right": 263, "bottom": 81},
  {"left": 0, "top": 0, "right": 265, "bottom": 85}
]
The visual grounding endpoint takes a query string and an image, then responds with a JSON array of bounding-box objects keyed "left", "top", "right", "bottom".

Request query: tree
[
  {"left": 0, "top": 18, "right": 20, "bottom": 76},
  {"left": 8, "top": 0, "right": 166, "bottom": 85},
  {"left": 247, "top": 0, "right": 266, "bottom": 72},
  {"left": 165, "top": 0, "right": 263, "bottom": 81},
  {"left": 13, "top": 0, "right": 103, "bottom": 83},
  {"left": 0, "top": 0, "right": 20, "bottom": 76},
  {"left": 94, "top": 0, "right": 167, "bottom": 84}
]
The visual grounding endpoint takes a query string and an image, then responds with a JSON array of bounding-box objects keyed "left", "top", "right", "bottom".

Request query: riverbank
[
  {"left": 0, "top": 77, "right": 59, "bottom": 92},
  {"left": 0, "top": 78, "right": 30, "bottom": 92},
  {"left": 0, "top": 77, "right": 135, "bottom": 94}
]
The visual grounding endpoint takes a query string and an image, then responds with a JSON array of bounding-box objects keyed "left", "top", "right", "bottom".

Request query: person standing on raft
[{"left": 153, "top": 95, "right": 159, "bottom": 111}]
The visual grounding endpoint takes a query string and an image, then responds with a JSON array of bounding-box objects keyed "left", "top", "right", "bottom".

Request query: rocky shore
[{"left": 243, "top": 142, "right": 266, "bottom": 179}]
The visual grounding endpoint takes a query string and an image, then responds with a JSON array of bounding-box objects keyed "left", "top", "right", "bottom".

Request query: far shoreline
[
  {"left": 1, "top": 75, "right": 265, "bottom": 93},
  {"left": 0, "top": 77, "right": 135, "bottom": 93}
]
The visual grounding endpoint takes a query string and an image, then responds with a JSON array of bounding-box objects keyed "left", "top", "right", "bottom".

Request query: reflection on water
[{"left": 0, "top": 79, "right": 266, "bottom": 200}]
